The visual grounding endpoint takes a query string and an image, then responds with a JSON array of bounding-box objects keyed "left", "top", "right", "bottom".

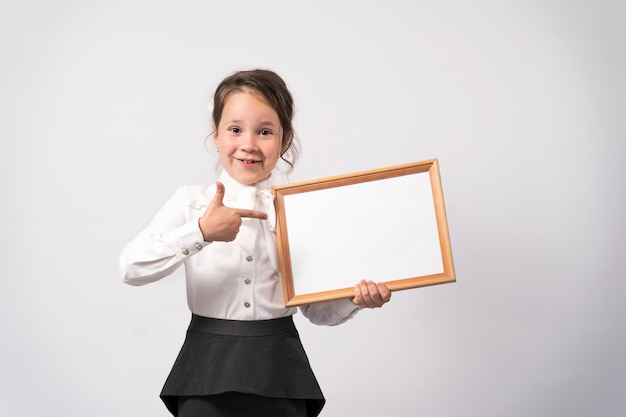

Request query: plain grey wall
[{"left": 1, "top": 1, "right": 624, "bottom": 416}]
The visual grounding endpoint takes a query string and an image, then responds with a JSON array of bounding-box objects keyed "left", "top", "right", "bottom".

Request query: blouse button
[
  {"left": 182, "top": 248, "right": 190, "bottom": 256},
  {"left": 246, "top": 255, "right": 253, "bottom": 262},
  {"left": 195, "top": 242, "right": 203, "bottom": 251},
  {"left": 244, "top": 302, "right": 251, "bottom": 308},
  {"left": 244, "top": 279, "right": 251, "bottom": 285}
]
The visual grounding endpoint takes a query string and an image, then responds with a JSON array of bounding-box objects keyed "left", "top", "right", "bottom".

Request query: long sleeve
[
  {"left": 119, "top": 177, "right": 299, "bottom": 320},
  {"left": 299, "top": 298, "right": 361, "bottom": 326},
  {"left": 119, "top": 186, "right": 210, "bottom": 286}
]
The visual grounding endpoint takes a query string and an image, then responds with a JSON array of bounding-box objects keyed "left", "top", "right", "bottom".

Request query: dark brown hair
[{"left": 212, "top": 69, "right": 299, "bottom": 170}]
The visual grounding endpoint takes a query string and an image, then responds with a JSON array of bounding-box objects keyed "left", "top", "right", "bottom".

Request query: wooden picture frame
[{"left": 272, "top": 159, "right": 455, "bottom": 307}]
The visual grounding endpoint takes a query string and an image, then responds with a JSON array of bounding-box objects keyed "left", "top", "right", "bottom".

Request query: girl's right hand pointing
[{"left": 198, "top": 182, "right": 268, "bottom": 242}]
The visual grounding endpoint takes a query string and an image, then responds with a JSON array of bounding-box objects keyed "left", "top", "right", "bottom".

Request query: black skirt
[{"left": 160, "top": 314, "right": 325, "bottom": 417}]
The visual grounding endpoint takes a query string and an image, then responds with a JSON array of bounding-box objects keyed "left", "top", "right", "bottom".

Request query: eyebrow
[{"left": 224, "top": 118, "right": 279, "bottom": 128}]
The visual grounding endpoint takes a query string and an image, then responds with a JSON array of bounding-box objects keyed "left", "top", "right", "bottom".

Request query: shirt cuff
[
  {"left": 164, "top": 218, "right": 210, "bottom": 257},
  {"left": 332, "top": 298, "right": 362, "bottom": 317}
]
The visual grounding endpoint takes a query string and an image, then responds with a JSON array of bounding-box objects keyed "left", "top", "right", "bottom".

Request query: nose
[{"left": 239, "top": 132, "right": 258, "bottom": 152}]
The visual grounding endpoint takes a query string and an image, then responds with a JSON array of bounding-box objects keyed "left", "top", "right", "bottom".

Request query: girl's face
[{"left": 213, "top": 90, "right": 282, "bottom": 185}]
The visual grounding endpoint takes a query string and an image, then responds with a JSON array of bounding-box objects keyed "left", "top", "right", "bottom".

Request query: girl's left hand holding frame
[{"left": 352, "top": 280, "right": 391, "bottom": 308}]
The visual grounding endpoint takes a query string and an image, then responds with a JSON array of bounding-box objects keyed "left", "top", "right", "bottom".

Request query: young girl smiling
[{"left": 120, "top": 69, "right": 391, "bottom": 417}]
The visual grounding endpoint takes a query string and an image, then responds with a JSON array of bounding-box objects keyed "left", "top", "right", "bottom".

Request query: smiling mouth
[{"left": 236, "top": 158, "right": 261, "bottom": 166}]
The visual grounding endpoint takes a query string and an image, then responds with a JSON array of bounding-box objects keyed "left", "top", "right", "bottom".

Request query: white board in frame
[{"left": 272, "top": 159, "right": 455, "bottom": 307}]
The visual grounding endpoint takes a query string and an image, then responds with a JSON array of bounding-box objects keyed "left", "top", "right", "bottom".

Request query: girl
[{"left": 119, "top": 69, "right": 391, "bottom": 417}]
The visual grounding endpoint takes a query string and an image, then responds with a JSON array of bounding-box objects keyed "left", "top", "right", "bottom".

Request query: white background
[{"left": 1, "top": 1, "right": 624, "bottom": 416}]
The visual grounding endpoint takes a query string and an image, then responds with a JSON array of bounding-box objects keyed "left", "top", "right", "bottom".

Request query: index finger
[{"left": 234, "top": 208, "right": 268, "bottom": 220}]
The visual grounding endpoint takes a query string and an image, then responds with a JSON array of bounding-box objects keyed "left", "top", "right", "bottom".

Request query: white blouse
[{"left": 119, "top": 170, "right": 360, "bottom": 326}]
